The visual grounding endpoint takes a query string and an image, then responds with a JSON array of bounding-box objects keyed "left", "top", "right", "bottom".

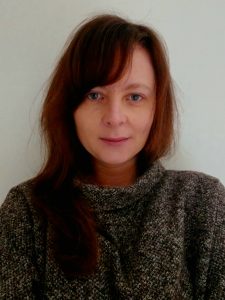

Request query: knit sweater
[{"left": 1, "top": 162, "right": 225, "bottom": 299}]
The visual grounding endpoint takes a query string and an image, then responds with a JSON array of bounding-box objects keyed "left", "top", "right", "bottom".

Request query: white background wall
[{"left": 0, "top": 0, "right": 225, "bottom": 203}]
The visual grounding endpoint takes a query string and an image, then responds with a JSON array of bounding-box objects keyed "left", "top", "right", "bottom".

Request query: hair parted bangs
[
  {"left": 68, "top": 16, "right": 143, "bottom": 108},
  {"left": 33, "top": 14, "right": 177, "bottom": 277},
  {"left": 39, "top": 14, "right": 176, "bottom": 183}
]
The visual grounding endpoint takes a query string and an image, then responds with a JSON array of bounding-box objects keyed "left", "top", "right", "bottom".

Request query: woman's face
[{"left": 74, "top": 45, "right": 156, "bottom": 170}]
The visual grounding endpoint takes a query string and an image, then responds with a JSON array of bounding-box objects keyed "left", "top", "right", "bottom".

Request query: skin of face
[{"left": 74, "top": 45, "right": 156, "bottom": 184}]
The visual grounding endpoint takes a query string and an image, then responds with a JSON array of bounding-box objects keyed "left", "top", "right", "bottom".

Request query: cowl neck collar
[{"left": 74, "top": 161, "right": 165, "bottom": 212}]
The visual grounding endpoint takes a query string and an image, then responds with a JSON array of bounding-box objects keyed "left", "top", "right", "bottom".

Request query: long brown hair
[{"left": 33, "top": 14, "right": 176, "bottom": 277}]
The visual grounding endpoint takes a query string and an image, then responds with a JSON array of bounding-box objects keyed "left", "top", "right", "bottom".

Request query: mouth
[{"left": 100, "top": 137, "right": 130, "bottom": 145}]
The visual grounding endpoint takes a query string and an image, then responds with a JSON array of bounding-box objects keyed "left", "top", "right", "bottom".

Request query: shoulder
[
  {"left": 164, "top": 166, "right": 221, "bottom": 185},
  {"left": 1, "top": 180, "right": 47, "bottom": 268},
  {"left": 162, "top": 167, "right": 225, "bottom": 200},
  {"left": 0, "top": 180, "right": 43, "bottom": 232},
  {"left": 1, "top": 180, "right": 35, "bottom": 212},
  {"left": 1, "top": 181, "right": 47, "bottom": 298},
  {"left": 160, "top": 169, "right": 225, "bottom": 296},
  {"left": 160, "top": 166, "right": 225, "bottom": 227}
]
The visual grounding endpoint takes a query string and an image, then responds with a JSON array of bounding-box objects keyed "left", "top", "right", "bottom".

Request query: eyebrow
[
  {"left": 123, "top": 83, "right": 154, "bottom": 93},
  {"left": 92, "top": 83, "right": 155, "bottom": 94}
]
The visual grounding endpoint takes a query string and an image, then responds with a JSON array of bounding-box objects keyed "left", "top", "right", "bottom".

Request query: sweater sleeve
[
  {"left": 204, "top": 179, "right": 225, "bottom": 299},
  {"left": 0, "top": 186, "right": 42, "bottom": 299}
]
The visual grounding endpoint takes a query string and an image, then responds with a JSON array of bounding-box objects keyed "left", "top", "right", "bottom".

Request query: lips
[
  {"left": 100, "top": 137, "right": 129, "bottom": 145},
  {"left": 101, "top": 137, "right": 128, "bottom": 142}
]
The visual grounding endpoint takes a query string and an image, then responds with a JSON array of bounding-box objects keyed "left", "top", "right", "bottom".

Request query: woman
[{"left": 1, "top": 14, "right": 225, "bottom": 299}]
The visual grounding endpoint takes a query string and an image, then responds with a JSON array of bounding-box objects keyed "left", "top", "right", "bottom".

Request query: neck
[{"left": 92, "top": 160, "right": 137, "bottom": 187}]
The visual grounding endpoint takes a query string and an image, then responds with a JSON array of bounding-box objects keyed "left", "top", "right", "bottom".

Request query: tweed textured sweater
[{"left": 1, "top": 161, "right": 225, "bottom": 299}]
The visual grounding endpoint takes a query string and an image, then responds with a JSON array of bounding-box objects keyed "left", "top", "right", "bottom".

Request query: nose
[{"left": 102, "top": 99, "right": 127, "bottom": 127}]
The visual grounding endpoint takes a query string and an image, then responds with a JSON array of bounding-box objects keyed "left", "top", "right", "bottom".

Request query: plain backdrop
[{"left": 0, "top": 0, "right": 225, "bottom": 203}]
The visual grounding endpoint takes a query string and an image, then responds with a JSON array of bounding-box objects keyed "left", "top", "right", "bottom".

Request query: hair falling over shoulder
[{"left": 32, "top": 14, "right": 176, "bottom": 277}]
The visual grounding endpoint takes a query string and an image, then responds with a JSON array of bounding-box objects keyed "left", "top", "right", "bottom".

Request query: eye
[
  {"left": 87, "top": 92, "right": 103, "bottom": 101},
  {"left": 129, "top": 94, "right": 143, "bottom": 102}
]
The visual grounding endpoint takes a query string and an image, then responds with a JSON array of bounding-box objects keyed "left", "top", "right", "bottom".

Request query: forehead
[{"left": 104, "top": 46, "right": 155, "bottom": 90}]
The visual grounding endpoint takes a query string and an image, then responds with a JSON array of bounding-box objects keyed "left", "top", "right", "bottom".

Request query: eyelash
[
  {"left": 86, "top": 92, "right": 144, "bottom": 103},
  {"left": 128, "top": 94, "right": 143, "bottom": 102},
  {"left": 87, "top": 92, "right": 103, "bottom": 101}
]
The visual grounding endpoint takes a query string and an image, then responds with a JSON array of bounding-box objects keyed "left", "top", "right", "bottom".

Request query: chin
[{"left": 95, "top": 155, "right": 136, "bottom": 167}]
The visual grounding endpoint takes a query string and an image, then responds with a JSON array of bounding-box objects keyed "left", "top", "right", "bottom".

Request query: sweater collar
[{"left": 74, "top": 161, "right": 165, "bottom": 212}]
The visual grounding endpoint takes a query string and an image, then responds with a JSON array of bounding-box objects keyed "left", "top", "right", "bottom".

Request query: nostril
[{"left": 103, "top": 116, "right": 126, "bottom": 127}]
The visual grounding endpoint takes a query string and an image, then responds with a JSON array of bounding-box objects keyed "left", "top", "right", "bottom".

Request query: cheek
[
  {"left": 73, "top": 111, "right": 81, "bottom": 132},
  {"left": 74, "top": 105, "right": 100, "bottom": 129},
  {"left": 73, "top": 109, "right": 87, "bottom": 139},
  {"left": 74, "top": 105, "right": 90, "bottom": 127},
  {"left": 137, "top": 111, "right": 155, "bottom": 135},
  {"left": 74, "top": 108, "right": 98, "bottom": 142},
  {"left": 136, "top": 100, "right": 155, "bottom": 132}
]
